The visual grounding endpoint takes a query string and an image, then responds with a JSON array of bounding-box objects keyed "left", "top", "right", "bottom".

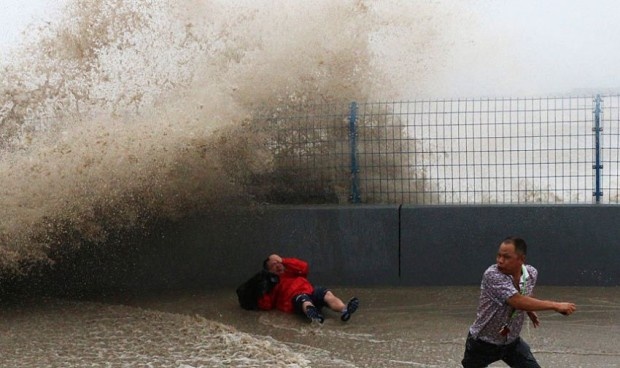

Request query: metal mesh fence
[
  {"left": 254, "top": 95, "right": 620, "bottom": 205},
  {"left": 601, "top": 95, "right": 620, "bottom": 203}
]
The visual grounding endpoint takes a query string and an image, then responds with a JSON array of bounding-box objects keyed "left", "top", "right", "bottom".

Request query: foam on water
[{"left": 0, "top": 299, "right": 315, "bottom": 367}]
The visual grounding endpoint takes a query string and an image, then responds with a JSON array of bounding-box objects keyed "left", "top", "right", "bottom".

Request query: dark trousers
[{"left": 462, "top": 333, "right": 541, "bottom": 368}]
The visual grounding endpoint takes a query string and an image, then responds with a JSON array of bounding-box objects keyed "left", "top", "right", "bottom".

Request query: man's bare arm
[{"left": 507, "top": 294, "right": 576, "bottom": 315}]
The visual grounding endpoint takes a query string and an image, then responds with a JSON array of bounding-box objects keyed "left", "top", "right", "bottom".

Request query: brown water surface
[{"left": 2, "top": 286, "right": 618, "bottom": 367}]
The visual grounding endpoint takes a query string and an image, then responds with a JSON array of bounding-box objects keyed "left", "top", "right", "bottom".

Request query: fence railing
[{"left": 254, "top": 94, "right": 620, "bottom": 205}]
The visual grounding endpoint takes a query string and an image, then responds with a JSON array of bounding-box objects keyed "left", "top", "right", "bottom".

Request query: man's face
[
  {"left": 496, "top": 242, "right": 524, "bottom": 275},
  {"left": 266, "top": 258, "right": 284, "bottom": 274}
]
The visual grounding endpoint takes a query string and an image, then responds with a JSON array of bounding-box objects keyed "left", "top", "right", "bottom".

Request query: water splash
[{"left": 0, "top": 0, "right": 463, "bottom": 273}]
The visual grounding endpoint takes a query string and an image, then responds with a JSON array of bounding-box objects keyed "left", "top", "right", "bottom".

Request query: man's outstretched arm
[{"left": 507, "top": 293, "right": 576, "bottom": 315}]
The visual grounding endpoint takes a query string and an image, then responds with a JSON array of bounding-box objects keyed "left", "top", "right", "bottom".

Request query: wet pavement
[
  {"left": 1, "top": 286, "right": 619, "bottom": 367},
  {"left": 106, "top": 286, "right": 620, "bottom": 367}
]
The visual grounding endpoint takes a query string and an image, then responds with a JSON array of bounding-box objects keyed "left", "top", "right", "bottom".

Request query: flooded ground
[{"left": 1, "top": 286, "right": 619, "bottom": 367}]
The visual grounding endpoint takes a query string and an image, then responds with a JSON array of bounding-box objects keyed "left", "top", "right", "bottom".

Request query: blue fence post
[
  {"left": 349, "top": 101, "right": 361, "bottom": 203},
  {"left": 593, "top": 94, "right": 603, "bottom": 203}
]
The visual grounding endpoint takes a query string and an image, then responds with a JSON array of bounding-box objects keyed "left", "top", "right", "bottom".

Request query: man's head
[
  {"left": 263, "top": 254, "right": 284, "bottom": 274},
  {"left": 496, "top": 236, "right": 527, "bottom": 275}
]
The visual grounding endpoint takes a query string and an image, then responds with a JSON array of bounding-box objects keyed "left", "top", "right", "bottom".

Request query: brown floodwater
[{"left": 1, "top": 286, "right": 618, "bottom": 367}]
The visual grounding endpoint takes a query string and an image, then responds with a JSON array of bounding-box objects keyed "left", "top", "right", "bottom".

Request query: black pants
[{"left": 462, "top": 333, "right": 541, "bottom": 368}]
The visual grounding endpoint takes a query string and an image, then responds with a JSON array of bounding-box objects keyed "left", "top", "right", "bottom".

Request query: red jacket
[{"left": 258, "top": 257, "right": 314, "bottom": 313}]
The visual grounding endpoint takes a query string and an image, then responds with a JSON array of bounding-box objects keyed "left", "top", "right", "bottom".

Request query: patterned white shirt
[{"left": 468, "top": 264, "right": 538, "bottom": 345}]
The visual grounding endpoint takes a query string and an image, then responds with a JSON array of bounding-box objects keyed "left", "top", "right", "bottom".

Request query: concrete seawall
[
  {"left": 33, "top": 205, "right": 620, "bottom": 295},
  {"left": 401, "top": 205, "right": 620, "bottom": 286}
]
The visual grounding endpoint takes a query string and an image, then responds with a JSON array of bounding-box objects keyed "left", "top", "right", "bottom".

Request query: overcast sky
[
  {"left": 1, "top": 0, "right": 620, "bottom": 98},
  {"left": 434, "top": 0, "right": 620, "bottom": 97}
]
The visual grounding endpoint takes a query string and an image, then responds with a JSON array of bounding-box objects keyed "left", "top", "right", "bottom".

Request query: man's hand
[
  {"left": 527, "top": 311, "right": 540, "bottom": 328},
  {"left": 555, "top": 302, "right": 576, "bottom": 315}
]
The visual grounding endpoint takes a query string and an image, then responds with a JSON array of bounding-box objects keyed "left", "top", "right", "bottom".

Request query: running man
[{"left": 462, "top": 236, "right": 576, "bottom": 367}]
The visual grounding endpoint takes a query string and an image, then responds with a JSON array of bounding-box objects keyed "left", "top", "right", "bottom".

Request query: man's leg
[
  {"left": 502, "top": 338, "right": 541, "bottom": 368},
  {"left": 320, "top": 288, "right": 359, "bottom": 321},
  {"left": 462, "top": 334, "right": 502, "bottom": 368},
  {"left": 323, "top": 290, "right": 345, "bottom": 312}
]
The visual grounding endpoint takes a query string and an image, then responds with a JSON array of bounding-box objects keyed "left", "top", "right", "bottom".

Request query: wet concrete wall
[
  {"left": 400, "top": 205, "right": 620, "bottom": 286},
  {"left": 34, "top": 204, "right": 620, "bottom": 296},
  {"left": 121, "top": 205, "right": 401, "bottom": 291},
  {"left": 125, "top": 204, "right": 619, "bottom": 290}
]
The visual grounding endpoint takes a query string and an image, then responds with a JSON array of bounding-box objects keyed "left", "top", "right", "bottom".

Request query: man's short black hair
[
  {"left": 262, "top": 258, "right": 270, "bottom": 271},
  {"left": 502, "top": 236, "right": 527, "bottom": 255}
]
